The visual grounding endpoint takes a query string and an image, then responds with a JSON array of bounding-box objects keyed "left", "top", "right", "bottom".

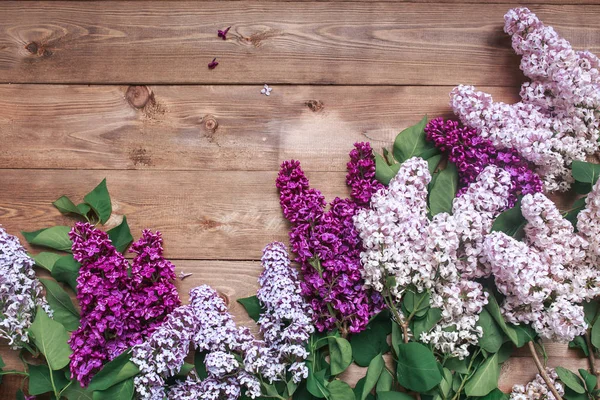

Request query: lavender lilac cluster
[
  {"left": 131, "top": 285, "right": 263, "bottom": 400},
  {"left": 68, "top": 222, "right": 180, "bottom": 386},
  {"left": 354, "top": 158, "right": 513, "bottom": 358},
  {"left": 256, "top": 242, "right": 314, "bottom": 383},
  {"left": 510, "top": 368, "right": 564, "bottom": 400},
  {"left": 484, "top": 182, "right": 600, "bottom": 342},
  {"left": 0, "top": 227, "right": 52, "bottom": 350},
  {"left": 451, "top": 8, "right": 600, "bottom": 192},
  {"left": 425, "top": 118, "right": 542, "bottom": 207},
  {"left": 276, "top": 143, "right": 384, "bottom": 334}
]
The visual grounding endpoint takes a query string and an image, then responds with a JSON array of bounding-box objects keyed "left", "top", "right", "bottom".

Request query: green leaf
[
  {"left": 88, "top": 350, "right": 139, "bottom": 391},
  {"left": 428, "top": 162, "right": 458, "bottom": 216},
  {"left": 464, "top": 353, "right": 500, "bottom": 397},
  {"left": 443, "top": 357, "right": 469, "bottom": 374},
  {"left": 510, "top": 324, "right": 537, "bottom": 348},
  {"left": 395, "top": 342, "right": 443, "bottom": 392},
  {"left": 77, "top": 203, "right": 92, "bottom": 217},
  {"left": 107, "top": 216, "right": 134, "bottom": 253},
  {"left": 328, "top": 380, "right": 354, "bottom": 400},
  {"left": 563, "top": 387, "right": 588, "bottom": 400},
  {"left": 436, "top": 368, "right": 453, "bottom": 400},
  {"left": 563, "top": 197, "right": 587, "bottom": 228},
  {"left": 307, "top": 368, "right": 329, "bottom": 399},
  {"left": 375, "top": 153, "right": 400, "bottom": 186},
  {"left": 569, "top": 336, "right": 589, "bottom": 357},
  {"left": 393, "top": 116, "right": 430, "bottom": 163},
  {"left": 93, "top": 377, "right": 134, "bottom": 400},
  {"left": 22, "top": 226, "right": 72, "bottom": 252},
  {"left": 592, "top": 318, "right": 600, "bottom": 349},
  {"left": 497, "top": 342, "right": 515, "bottom": 364},
  {"left": 402, "top": 289, "right": 430, "bottom": 318},
  {"left": 16, "top": 389, "right": 25, "bottom": 400},
  {"left": 411, "top": 307, "right": 442, "bottom": 341},
  {"left": 28, "top": 364, "right": 69, "bottom": 395},
  {"left": 579, "top": 368, "right": 598, "bottom": 393},
  {"left": 194, "top": 351, "right": 208, "bottom": 380},
  {"left": 484, "top": 292, "right": 518, "bottom": 346},
  {"left": 53, "top": 196, "right": 83, "bottom": 217},
  {"left": 328, "top": 337, "right": 352, "bottom": 375},
  {"left": 556, "top": 367, "right": 586, "bottom": 394},
  {"left": 63, "top": 382, "right": 95, "bottom": 400},
  {"left": 237, "top": 296, "right": 264, "bottom": 322},
  {"left": 426, "top": 154, "right": 443, "bottom": 175},
  {"left": 480, "top": 388, "right": 509, "bottom": 400},
  {"left": 350, "top": 311, "right": 390, "bottom": 367},
  {"left": 0, "top": 354, "right": 4, "bottom": 369},
  {"left": 32, "top": 252, "right": 62, "bottom": 273},
  {"left": 52, "top": 254, "right": 81, "bottom": 293},
  {"left": 477, "top": 309, "right": 504, "bottom": 353},
  {"left": 572, "top": 160, "right": 600, "bottom": 186},
  {"left": 583, "top": 300, "right": 599, "bottom": 325},
  {"left": 377, "top": 392, "right": 414, "bottom": 400},
  {"left": 39, "top": 278, "right": 80, "bottom": 331},
  {"left": 84, "top": 179, "right": 112, "bottom": 224},
  {"left": 491, "top": 198, "right": 526, "bottom": 240},
  {"left": 360, "top": 353, "right": 384, "bottom": 400},
  {"left": 28, "top": 306, "right": 72, "bottom": 370},
  {"left": 376, "top": 369, "right": 393, "bottom": 394}
]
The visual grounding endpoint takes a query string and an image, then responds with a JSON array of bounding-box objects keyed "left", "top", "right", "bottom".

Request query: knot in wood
[
  {"left": 25, "top": 42, "right": 38, "bottom": 54},
  {"left": 217, "top": 291, "right": 229, "bottom": 306},
  {"left": 305, "top": 100, "right": 324, "bottom": 112},
  {"left": 126, "top": 85, "right": 151, "bottom": 109},
  {"left": 203, "top": 115, "right": 219, "bottom": 133}
]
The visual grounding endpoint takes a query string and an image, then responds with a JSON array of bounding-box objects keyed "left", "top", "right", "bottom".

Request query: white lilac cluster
[
  {"left": 484, "top": 180, "right": 600, "bottom": 342},
  {"left": 354, "top": 158, "right": 512, "bottom": 358},
  {"left": 131, "top": 285, "right": 262, "bottom": 400},
  {"left": 255, "top": 242, "right": 314, "bottom": 383},
  {"left": 450, "top": 8, "right": 600, "bottom": 192},
  {"left": 510, "top": 368, "right": 565, "bottom": 400},
  {"left": 0, "top": 226, "right": 52, "bottom": 349}
]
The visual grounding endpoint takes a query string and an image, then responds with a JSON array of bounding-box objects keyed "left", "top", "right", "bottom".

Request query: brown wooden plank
[
  {"left": 0, "top": 85, "right": 520, "bottom": 172},
  {"left": 1, "top": 2, "right": 600, "bottom": 85},
  {"left": 0, "top": 169, "right": 350, "bottom": 260}
]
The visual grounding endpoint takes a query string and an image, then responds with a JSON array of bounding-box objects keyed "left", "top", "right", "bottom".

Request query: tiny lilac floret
[
  {"left": 218, "top": 26, "right": 231, "bottom": 40},
  {"left": 208, "top": 58, "right": 219, "bottom": 70}
]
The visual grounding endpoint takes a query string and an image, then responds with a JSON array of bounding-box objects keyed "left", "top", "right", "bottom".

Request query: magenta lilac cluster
[
  {"left": 276, "top": 142, "right": 384, "bottom": 334},
  {"left": 425, "top": 118, "right": 542, "bottom": 207},
  {"left": 68, "top": 222, "right": 180, "bottom": 386}
]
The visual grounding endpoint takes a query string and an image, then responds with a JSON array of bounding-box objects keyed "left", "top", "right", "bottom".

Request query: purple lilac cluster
[
  {"left": 451, "top": 8, "right": 600, "bottom": 192},
  {"left": 0, "top": 227, "right": 52, "bottom": 349},
  {"left": 484, "top": 183, "right": 600, "bottom": 342},
  {"left": 131, "top": 285, "right": 262, "bottom": 400},
  {"left": 425, "top": 118, "right": 542, "bottom": 207},
  {"left": 68, "top": 222, "right": 180, "bottom": 386},
  {"left": 256, "top": 242, "right": 314, "bottom": 383},
  {"left": 276, "top": 142, "right": 384, "bottom": 334}
]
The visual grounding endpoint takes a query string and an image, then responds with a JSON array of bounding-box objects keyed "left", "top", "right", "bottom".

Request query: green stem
[
  {"left": 450, "top": 349, "right": 480, "bottom": 400},
  {"left": 58, "top": 380, "right": 73, "bottom": 397},
  {"left": 0, "top": 370, "right": 28, "bottom": 376},
  {"left": 48, "top": 364, "right": 60, "bottom": 399}
]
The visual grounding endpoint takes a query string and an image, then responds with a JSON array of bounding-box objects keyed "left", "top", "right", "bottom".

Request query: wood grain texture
[
  {"left": 0, "top": 84, "right": 522, "bottom": 172},
  {"left": 1, "top": 2, "right": 600, "bottom": 85}
]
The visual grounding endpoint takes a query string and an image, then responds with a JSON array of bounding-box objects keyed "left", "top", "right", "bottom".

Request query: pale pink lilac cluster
[
  {"left": 68, "top": 223, "right": 180, "bottom": 386},
  {"left": 510, "top": 368, "right": 564, "bottom": 400},
  {"left": 131, "top": 285, "right": 263, "bottom": 400},
  {"left": 354, "top": 158, "right": 512, "bottom": 358},
  {"left": 256, "top": 242, "right": 314, "bottom": 383},
  {"left": 0, "top": 227, "right": 52, "bottom": 350},
  {"left": 276, "top": 142, "right": 384, "bottom": 334},
  {"left": 484, "top": 181, "right": 600, "bottom": 342},
  {"left": 450, "top": 8, "right": 600, "bottom": 192}
]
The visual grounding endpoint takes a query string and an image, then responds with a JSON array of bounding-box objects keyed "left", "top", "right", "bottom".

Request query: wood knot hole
[
  {"left": 203, "top": 115, "right": 219, "bottom": 133},
  {"left": 25, "top": 42, "right": 38, "bottom": 54},
  {"left": 305, "top": 100, "right": 324, "bottom": 112},
  {"left": 217, "top": 291, "right": 229, "bottom": 306},
  {"left": 126, "top": 85, "right": 152, "bottom": 109}
]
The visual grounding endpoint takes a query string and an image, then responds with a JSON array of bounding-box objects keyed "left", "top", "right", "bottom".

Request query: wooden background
[{"left": 0, "top": 1, "right": 598, "bottom": 396}]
